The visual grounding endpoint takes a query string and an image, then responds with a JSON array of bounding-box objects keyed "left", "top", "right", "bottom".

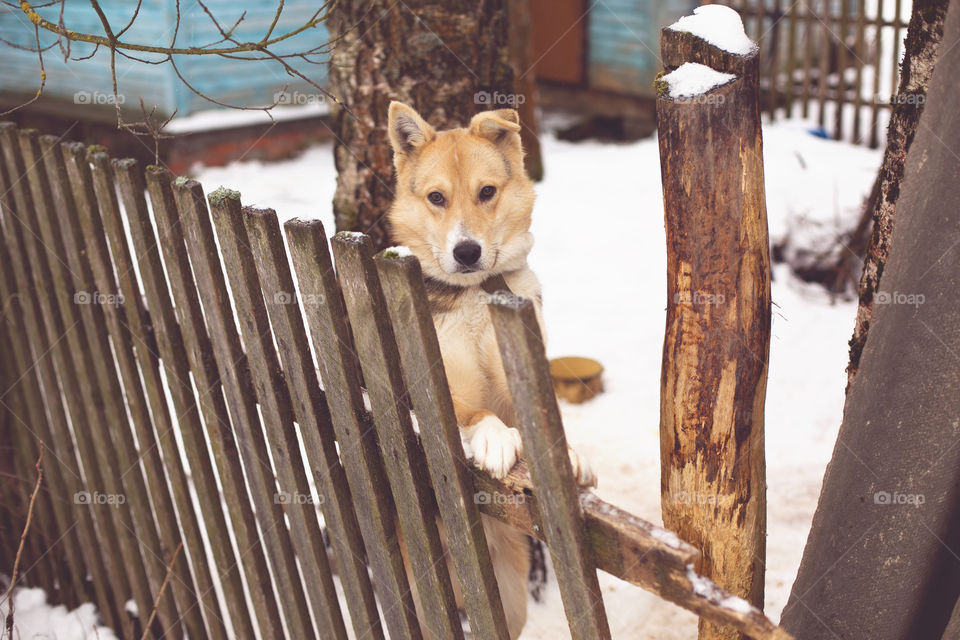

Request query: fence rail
[
  {"left": 707, "top": 0, "right": 909, "bottom": 147},
  {"left": 0, "top": 123, "right": 791, "bottom": 639}
]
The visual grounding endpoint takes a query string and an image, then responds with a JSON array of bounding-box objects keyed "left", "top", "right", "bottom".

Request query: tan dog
[{"left": 387, "top": 101, "right": 596, "bottom": 639}]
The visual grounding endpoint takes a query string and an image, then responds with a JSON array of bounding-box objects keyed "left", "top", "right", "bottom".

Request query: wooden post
[{"left": 657, "top": 13, "right": 771, "bottom": 640}]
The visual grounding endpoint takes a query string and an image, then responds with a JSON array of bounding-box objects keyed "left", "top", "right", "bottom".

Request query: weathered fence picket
[
  {"left": 0, "top": 121, "right": 795, "bottom": 640},
  {"left": 376, "top": 251, "right": 512, "bottom": 640},
  {"left": 172, "top": 178, "right": 315, "bottom": 637},
  {"left": 145, "top": 166, "right": 286, "bottom": 640},
  {"left": 488, "top": 297, "right": 612, "bottom": 640},
  {"left": 208, "top": 190, "right": 347, "bottom": 640},
  {"left": 1, "top": 124, "right": 138, "bottom": 639},
  {"left": 0, "top": 142, "right": 119, "bottom": 632},
  {"left": 334, "top": 233, "right": 466, "bottom": 640},
  {"left": 285, "top": 218, "right": 424, "bottom": 640},
  {"left": 243, "top": 207, "right": 385, "bottom": 640},
  {"left": 88, "top": 151, "right": 229, "bottom": 640},
  {"left": 117, "top": 160, "right": 258, "bottom": 639}
]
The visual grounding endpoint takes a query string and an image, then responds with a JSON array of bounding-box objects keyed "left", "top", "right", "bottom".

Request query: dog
[{"left": 386, "top": 101, "right": 597, "bottom": 639}]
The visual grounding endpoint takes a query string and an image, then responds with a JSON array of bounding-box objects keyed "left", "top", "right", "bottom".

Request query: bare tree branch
[{"left": 4, "top": 447, "right": 44, "bottom": 638}]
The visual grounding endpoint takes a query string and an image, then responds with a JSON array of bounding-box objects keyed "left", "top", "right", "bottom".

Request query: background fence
[
  {"left": 0, "top": 123, "right": 789, "bottom": 639},
  {"left": 706, "top": 0, "right": 911, "bottom": 147}
]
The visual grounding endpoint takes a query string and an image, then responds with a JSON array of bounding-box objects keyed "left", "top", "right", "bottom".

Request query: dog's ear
[
  {"left": 468, "top": 109, "right": 522, "bottom": 148},
  {"left": 388, "top": 102, "right": 435, "bottom": 164}
]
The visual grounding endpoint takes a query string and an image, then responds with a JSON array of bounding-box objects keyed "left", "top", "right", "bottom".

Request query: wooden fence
[
  {"left": 705, "top": 0, "right": 909, "bottom": 147},
  {"left": 0, "top": 122, "right": 791, "bottom": 639}
]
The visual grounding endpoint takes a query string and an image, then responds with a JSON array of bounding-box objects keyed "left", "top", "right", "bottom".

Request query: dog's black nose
[{"left": 453, "top": 241, "right": 482, "bottom": 268}]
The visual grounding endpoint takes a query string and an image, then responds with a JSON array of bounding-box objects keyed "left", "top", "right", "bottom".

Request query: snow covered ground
[{"left": 2, "top": 116, "right": 881, "bottom": 639}]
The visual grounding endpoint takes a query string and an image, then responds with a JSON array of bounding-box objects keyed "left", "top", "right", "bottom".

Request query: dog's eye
[
  {"left": 479, "top": 185, "right": 497, "bottom": 202},
  {"left": 427, "top": 191, "right": 445, "bottom": 206}
]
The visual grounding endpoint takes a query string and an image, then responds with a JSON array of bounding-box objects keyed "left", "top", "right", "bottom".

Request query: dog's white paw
[
  {"left": 568, "top": 447, "right": 597, "bottom": 488},
  {"left": 467, "top": 415, "right": 523, "bottom": 479}
]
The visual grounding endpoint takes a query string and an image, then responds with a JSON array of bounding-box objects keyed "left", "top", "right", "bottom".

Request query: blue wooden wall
[
  {"left": 0, "top": 1, "right": 329, "bottom": 117},
  {"left": 587, "top": 0, "right": 700, "bottom": 95}
]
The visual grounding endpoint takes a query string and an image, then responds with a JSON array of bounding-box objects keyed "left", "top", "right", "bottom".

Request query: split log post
[{"left": 656, "top": 15, "right": 771, "bottom": 640}]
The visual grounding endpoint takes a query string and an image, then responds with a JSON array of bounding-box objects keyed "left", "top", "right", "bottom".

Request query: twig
[
  {"left": 137, "top": 541, "right": 182, "bottom": 640},
  {"left": 0, "top": 21, "right": 46, "bottom": 117},
  {"left": 19, "top": 0, "right": 331, "bottom": 56},
  {"left": 4, "top": 447, "right": 44, "bottom": 638}
]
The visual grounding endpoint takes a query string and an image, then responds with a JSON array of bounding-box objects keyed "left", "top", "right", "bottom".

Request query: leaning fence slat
[
  {"left": 2, "top": 131, "right": 102, "bottom": 608},
  {"left": 29, "top": 132, "right": 143, "bottom": 633},
  {"left": 0, "top": 167, "right": 86, "bottom": 609},
  {"left": 172, "top": 178, "right": 315, "bottom": 638},
  {"left": 0, "top": 126, "right": 131, "bottom": 636},
  {"left": 801, "top": 0, "right": 814, "bottom": 118},
  {"left": 59, "top": 141, "right": 183, "bottom": 636},
  {"left": 333, "top": 234, "right": 464, "bottom": 640},
  {"left": 144, "top": 167, "right": 285, "bottom": 640},
  {"left": 243, "top": 208, "right": 385, "bottom": 640},
  {"left": 869, "top": 0, "right": 885, "bottom": 148},
  {"left": 207, "top": 191, "right": 347, "bottom": 640},
  {"left": 835, "top": 0, "right": 850, "bottom": 140},
  {"left": 375, "top": 250, "right": 511, "bottom": 640},
  {"left": 769, "top": 0, "right": 783, "bottom": 119},
  {"left": 487, "top": 296, "right": 611, "bottom": 639},
  {"left": 69, "top": 142, "right": 200, "bottom": 634},
  {"left": 817, "top": 0, "right": 831, "bottom": 127},
  {"left": 117, "top": 161, "right": 258, "bottom": 639},
  {"left": 785, "top": 0, "right": 799, "bottom": 118},
  {"left": 890, "top": 0, "right": 903, "bottom": 131},
  {"left": 88, "top": 150, "right": 228, "bottom": 640},
  {"left": 285, "top": 218, "right": 423, "bottom": 640},
  {"left": 5, "top": 140, "right": 76, "bottom": 606},
  {"left": 853, "top": 0, "right": 867, "bottom": 142}
]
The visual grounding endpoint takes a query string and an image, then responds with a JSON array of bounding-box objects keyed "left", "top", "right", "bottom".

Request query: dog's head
[{"left": 386, "top": 101, "right": 536, "bottom": 286}]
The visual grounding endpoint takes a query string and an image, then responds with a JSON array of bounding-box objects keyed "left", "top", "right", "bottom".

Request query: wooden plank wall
[{"left": 0, "top": 123, "right": 793, "bottom": 640}]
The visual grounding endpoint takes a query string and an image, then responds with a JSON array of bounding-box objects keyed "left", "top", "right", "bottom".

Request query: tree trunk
[
  {"left": 846, "top": 0, "right": 951, "bottom": 386},
  {"left": 327, "top": 1, "right": 521, "bottom": 250},
  {"left": 508, "top": 0, "right": 543, "bottom": 182},
  {"left": 781, "top": 1, "right": 960, "bottom": 636},
  {"left": 657, "top": 20, "right": 771, "bottom": 640}
]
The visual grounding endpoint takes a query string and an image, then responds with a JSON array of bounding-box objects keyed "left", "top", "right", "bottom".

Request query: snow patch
[
  {"left": 668, "top": 5, "right": 757, "bottom": 56},
  {"left": 686, "top": 564, "right": 755, "bottom": 615},
  {"left": 166, "top": 102, "right": 329, "bottom": 134},
  {"left": 383, "top": 245, "right": 414, "bottom": 258},
  {"left": 0, "top": 587, "right": 118, "bottom": 640},
  {"left": 662, "top": 62, "right": 736, "bottom": 99}
]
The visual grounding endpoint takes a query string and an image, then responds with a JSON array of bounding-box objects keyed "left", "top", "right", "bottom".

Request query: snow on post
[{"left": 656, "top": 8, "right": 773, "bottom": 640}]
